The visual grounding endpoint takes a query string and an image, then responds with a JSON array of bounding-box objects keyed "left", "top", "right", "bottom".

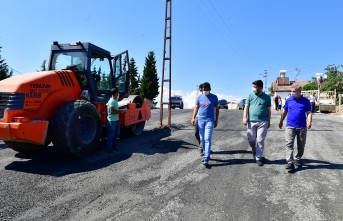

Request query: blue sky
[{"left": 1, "top": 0, "right": 343, "bottom": 108}]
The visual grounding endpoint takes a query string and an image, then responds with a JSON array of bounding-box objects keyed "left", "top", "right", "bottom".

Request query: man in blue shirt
[
  {"left": 191, "top": 82, "right": 219, "bottom": 166},
  {"left": 243, "top": 80, "right": 271, "bottom": 166},
  {"left": 279, "top": 85, "right": 312, "bottom": 170}
]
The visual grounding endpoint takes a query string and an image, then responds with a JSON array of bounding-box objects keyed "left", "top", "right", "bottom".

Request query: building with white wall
[{"left": 272, "top": 70, "right": 309, "bottom": 107}]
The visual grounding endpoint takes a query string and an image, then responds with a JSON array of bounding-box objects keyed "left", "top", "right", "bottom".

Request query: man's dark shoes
[
  {"left": 202, "top": 158, "right": 209, "bottom": 166},
  {"left": 107, "top": 146, "right": 118, "bottom": 153},
  {"left": 294, "top": 159, "right": 302, "bottom": 168},
  {"left": 256, "top": 160, "right": 263, "bottom": 166},
  {"left": 285, "top": 162, "right": 295, "bottom": 170},
  {"left": 107, "top": 149, "right": 114, "bottom": 153}
]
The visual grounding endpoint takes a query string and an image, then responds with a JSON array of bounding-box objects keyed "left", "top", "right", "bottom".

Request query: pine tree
[
  {"left": 129, "top": 58, "right": 140, "bottom": 95},
  {"left": 37, "top": 59, "right": 47, "bottom": 72},
  {"left": 140, "top": 51, "right": 159, "bottom": 100},
  {"left": 39, "top": 59, "right": 47, "bottom": 71},
  {"left": 97, "top": 66, "right": 102, "bottom": 76},
  {"left": 0, "top": 45, "right": 13, "bottom": 80},
  {"left": 98, "top": 67, "right": 111, "bottom": 90}
]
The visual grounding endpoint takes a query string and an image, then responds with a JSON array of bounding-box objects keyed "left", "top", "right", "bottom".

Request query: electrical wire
[
  {"left": 6, "top": 65, "right": 22, "bottom": 74},
  {"left": 195, "top": 0, "right": 260, "bottom": 74},
  {"left": 207, "top": 0, "right": 256, "bottom": 65}
]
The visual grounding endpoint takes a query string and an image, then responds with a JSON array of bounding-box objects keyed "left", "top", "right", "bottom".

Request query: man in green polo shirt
[
  {"left": 242, "top": 80, "right": 271, "bottom": 166},
  {"left": 107, "top": 88, "right": 126, "bottom": 153}
]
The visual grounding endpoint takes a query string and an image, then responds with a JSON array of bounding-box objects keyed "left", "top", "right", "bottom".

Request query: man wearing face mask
[
  {"left": 279, "top": 85, "right": 312, "bottom": 170},
  {"left": 243, "top": 80, "right": 271, "bottom": 166},
  {"left": 107, "top": 88, "right": 126, "bottom": 153},
  {"left": 191, "top": 82, "right": 219, "bottom": 166}
]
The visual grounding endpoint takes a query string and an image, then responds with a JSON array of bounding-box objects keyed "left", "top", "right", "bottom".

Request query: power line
[
  {"left": 7, "top": 66, "right": 22, "bottom": 74},
  {"left": 207, "top": 0, "right": 257, "bottom": 65},
  {"left": 194, "top": 0, "right": 259, "bottom": 74},
  {"left": 294, "top": 67, "right": 301, "bottom": 81},
  {"left": 196, "top": 0, "right": 240, "bottom": 53}
]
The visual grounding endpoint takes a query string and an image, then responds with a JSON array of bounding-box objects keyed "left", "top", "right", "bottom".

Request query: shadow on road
[
  {"left": 288, "top": 158, "right": 343, "bottom": 173},
  {"left": 262, "top": 158, "right": 285, "bottom": 165},
  {"left": 210, "top": 158, "right": 256, "bottom": 167},
  {"left": 4, "top": 127, "right": 187, "bottom": 177},
  {"left": 209, "top": 149, "right": 255, "bottom": 167},
  {"left": 211, "top": 150, "right": 251, "bottom": 155},
  {"left": 5, "top": 149, "right": 132, "bottom": 177},
  {"left": 145, "top": 139, "right": 196, "bottom": 154},
  {"left": 207, "top": 155, "right": 343, "bottom": 172}
]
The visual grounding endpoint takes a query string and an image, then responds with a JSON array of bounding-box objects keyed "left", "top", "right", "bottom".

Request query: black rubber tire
[
  {"left": 4, "top": 141, "right": 46, "bottom": 153},
  {"left": 129, "top": 121, "right": 145, "bottom": 136},
  {"left": 51, "top": 100, "right": 102, "bottom": 157}
]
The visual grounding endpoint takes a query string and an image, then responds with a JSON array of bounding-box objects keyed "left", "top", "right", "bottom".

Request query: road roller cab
[{"left": 0, "top": 41, "right": 151, "bottom": 157}]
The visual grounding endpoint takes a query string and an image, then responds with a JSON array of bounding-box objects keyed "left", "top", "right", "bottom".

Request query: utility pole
[
  {"left": 159, "top": 0, "right": 172, "bottom": 127},
  {"left": 295, "top": 67, "right": 301, "bottom": 81},
  {"left": 260, "top": 70, "right": 268, "bottom": 93}
]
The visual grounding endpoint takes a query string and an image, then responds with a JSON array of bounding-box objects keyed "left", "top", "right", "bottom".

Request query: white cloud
[{"left": 154, "top": 87, "right": 242, "bottom": 109}]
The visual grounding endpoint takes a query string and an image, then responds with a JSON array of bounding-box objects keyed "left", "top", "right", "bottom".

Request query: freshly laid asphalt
[{"left": 0, "top": 109, "right": 342, "bottom": 221}]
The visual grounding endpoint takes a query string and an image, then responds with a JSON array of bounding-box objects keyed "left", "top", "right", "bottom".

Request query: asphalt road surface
[{"left": 1, "top": 109, "right": 342, "bottom": 221}]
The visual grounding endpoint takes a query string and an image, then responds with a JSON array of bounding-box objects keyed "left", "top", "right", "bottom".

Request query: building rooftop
[
  {"left": 273, "top": 81, "right": 309, "bottom": 92},
  {"left": 272, "top": 70, "right": 310, "bottom": 92}
]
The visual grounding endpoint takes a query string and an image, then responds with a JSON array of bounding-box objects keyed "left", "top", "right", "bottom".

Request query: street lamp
[
  {"left": 315, "top": 73, "right": 327, "bottom": 88},
  {"left": 259, "top": 70, "right": 268, "bottom": 93},
  {"left": 314, "top": 72, "right": 328, "bottom": 112}
]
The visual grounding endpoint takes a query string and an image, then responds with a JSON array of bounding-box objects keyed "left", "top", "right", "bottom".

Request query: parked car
[
  {"left": 218, "top": 99, "right": 228, "bottom": 109},
  {"left": 238, "top": 99, "right": 246, "bottom": 110},
  {"left": 228, "top": 100, "right": 238, "bottom": 109},
  {"left": 170, "top": 96, "right": 183, "bottom": 109}
]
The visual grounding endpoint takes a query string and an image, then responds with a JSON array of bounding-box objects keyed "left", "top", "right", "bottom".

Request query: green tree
[
  {"left": 93, "top": 66, "right": 111, "bottom": 90},
  {"left": 97, "top": 66, "right": 102, "bottom": 76},
  {"left": 322, "top": 64, "right": 343, "bottom": 94},
  {"left": 140, "top": 51, "right": 159, "bottom": 100},
  {"left": 38, "top": 59, "right": 47, "bottom": 71},
  {"left": 92, "top": 66, "right": 97, "bottom": 74},
  {"left": 129, "top": 58, "right": 140, "bottom": 95},
  {"left": 0, "top": 45, "right": 13, "bottom": 80},
  {"left": 99, "top": 72, "right": 111, "bottom": 90},
  {"left": 268, "top": 87, "right": 274, "bottom": 96},
  {"left": 302, "top": 81, "right": 318, "bottom": 90}
]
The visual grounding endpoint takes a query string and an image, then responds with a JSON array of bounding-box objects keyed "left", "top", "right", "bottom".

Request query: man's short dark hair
[
  {"left": 252, "top": 80, "right": 263, "bottom": 88},
  {"left": 202, "top": 82, "right": 211, "bottom": 90},
  {"left": 199, "top": 83, "right": 203, "bottom": 89},
  {"left": 291, "top": 85, "right": 302, "bottom": 91},
  {"left": 111, "top": 87, "right": 119, "bottom": 95}
]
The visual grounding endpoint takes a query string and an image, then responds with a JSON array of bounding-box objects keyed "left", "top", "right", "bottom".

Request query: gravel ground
[{"left": 0, "top": 109, "right": 342, "bottom": 221}]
